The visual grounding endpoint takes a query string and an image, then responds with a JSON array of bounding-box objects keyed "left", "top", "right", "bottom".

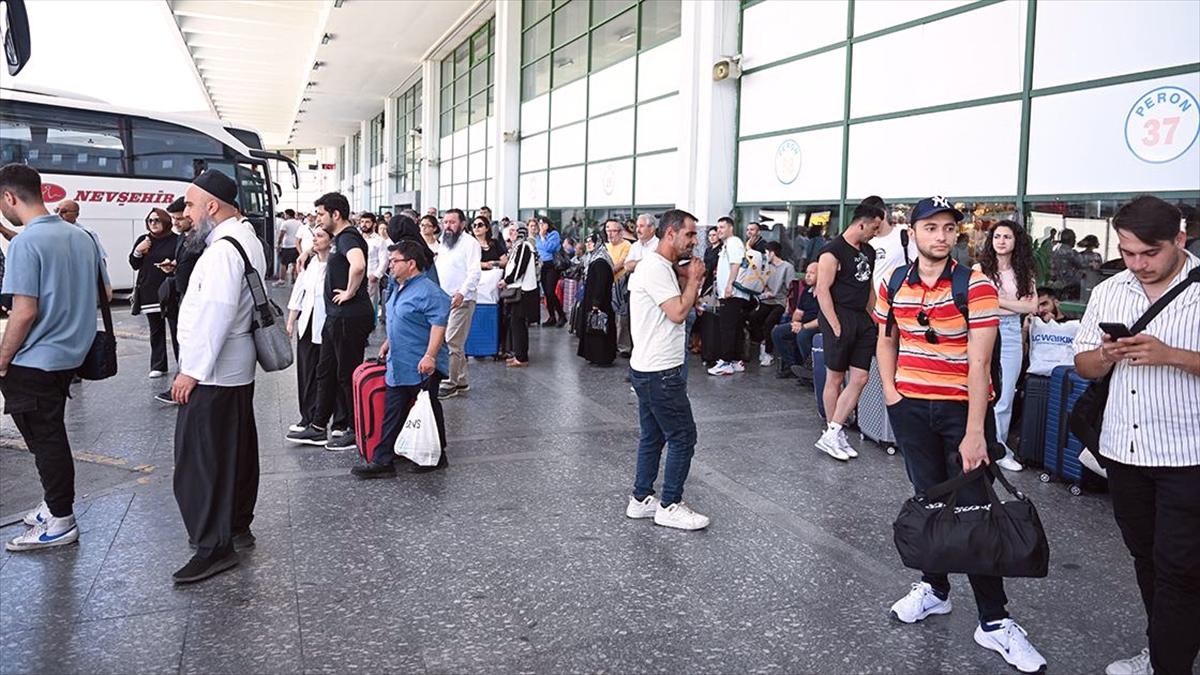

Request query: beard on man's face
[
  {"left": 442, "top": 226, "right": 462, "bottom": 249},
  {"left": 184, "top": 212, "right": 218, "bottom": 254}
]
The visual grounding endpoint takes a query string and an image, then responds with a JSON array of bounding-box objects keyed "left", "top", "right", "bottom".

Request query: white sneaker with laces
[
  {"left": 625, "top": 495, "right": 659, "bottom": 519},
  {"left": 815, "top": 430, "right": 849, "bottom": 461},
  {"left": 759, "top": 351, "right": 773, "bottom": 367},
  {"left": 836, "top": 430, "right": 859, "bottom": 458},
  {"left": 6, "top": 515, "right": 79, "bottom": 552},
  {"left": 996, "top": 447, "right": 1023, "bottom": 472},
  {"left": 1105, "top": 647, "right": 1151, "bottom": 675},
  {"left": 974, "top": 618, "right": 1047, "bottom": 673},
  {"left": 22, "top": 501, "right": 51, "bottom": 527},
  {"left": 890, "top": 582, "right": 952, "bottom": 623},
  {"left": 654, "top": 502, "right": 710, "bottom": 530},
  {"left": 148, "top": 369, "right": 167, "bottom": 379},
  {"left": 731, "top": 361, "right": 746, "bottom": 373},
  {"left": 707, "top": 361, "right": 734, "bottom": 376}
]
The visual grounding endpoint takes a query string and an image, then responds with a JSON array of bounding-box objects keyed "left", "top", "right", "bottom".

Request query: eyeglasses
[{"left": 146, "top": 217, "right": 161, "bottom": 224}]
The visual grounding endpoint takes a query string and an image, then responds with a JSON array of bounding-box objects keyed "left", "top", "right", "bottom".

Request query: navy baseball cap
[{"left": 910, "top": 196, "right": 963, "bottom": 223}]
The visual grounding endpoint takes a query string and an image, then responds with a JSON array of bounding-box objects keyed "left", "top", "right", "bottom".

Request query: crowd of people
[{"left": 0, "top": 159, "right": 1197, "bottom": 675}]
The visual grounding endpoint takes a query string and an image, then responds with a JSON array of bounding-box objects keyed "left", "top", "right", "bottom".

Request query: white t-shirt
[
  {"left": 297, "top": 224, "right": 316, "bottom": 254},
  {"left": 629, "top": 251, "right": 685, "bottom": 372},
  {"left": 869, "top": 226, "right": 917, "bottom": 288},
  {"left": 626, "top": 236, "right": 660, "bottom": 265},
  {"left": 715, "top": 235, "right": 750, "bottom": 301},
  {"left": 277, "top": 218, "right": 301, "bottom": 248}
]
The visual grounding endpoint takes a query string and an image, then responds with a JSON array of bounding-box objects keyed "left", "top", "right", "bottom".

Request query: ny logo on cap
[{"left": 931, "top": 196, "right": 951, "bottom": 209}]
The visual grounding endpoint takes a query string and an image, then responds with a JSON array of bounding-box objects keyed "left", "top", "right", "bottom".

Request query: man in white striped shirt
[{"left": 1074, "top": 195, "right": 1200, "bottom": 675}]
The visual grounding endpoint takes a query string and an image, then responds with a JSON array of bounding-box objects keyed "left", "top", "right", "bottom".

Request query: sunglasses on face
[
  {"left": 146, "top": 217, "right": 161, "bottom": 225},
  {"left": 473, "top": 222, "right": 487, "bottom": 228}
]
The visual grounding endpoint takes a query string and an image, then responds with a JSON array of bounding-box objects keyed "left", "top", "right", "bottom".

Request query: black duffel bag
[{"left": 893, "top": 462, "right": 1049, "bottom": 579}]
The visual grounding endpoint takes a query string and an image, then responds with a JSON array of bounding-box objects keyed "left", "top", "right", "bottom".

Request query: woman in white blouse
[
  {"left": 364, "top": 218, "right": 386, "bottom": 320},
  {"left": 372, "top": 221, "right": 392, "bottom": 323},
  {"left": 286, "top": 227, "right": 332, "bottom": 433}
]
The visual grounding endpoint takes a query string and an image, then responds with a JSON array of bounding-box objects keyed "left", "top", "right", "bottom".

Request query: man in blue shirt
[
  {"left": 0, "top": 164, "right": 107, "bottom": 551},
  {"left": 352, "top": 240, "right": 451, "bottom": 478},
  {"left": 771, "top": 262, "right": 821, "bottom": 380}
]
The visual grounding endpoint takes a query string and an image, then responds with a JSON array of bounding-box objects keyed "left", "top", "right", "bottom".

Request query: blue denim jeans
[
  {"left": 630, "top": 364, "right": 698, "bottom": 507},
  {"left": 771, "top": 324, "right": 820, "bottom": 368},
  {"left": 992, "top": 314, "right": 1023, "bottom": 451}
]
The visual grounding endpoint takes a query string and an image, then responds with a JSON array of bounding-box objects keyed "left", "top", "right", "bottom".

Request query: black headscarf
[{"left": 388, "top": 214, "right": 433, "bottom": 264}]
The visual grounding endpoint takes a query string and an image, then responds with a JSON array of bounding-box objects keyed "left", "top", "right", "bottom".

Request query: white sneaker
[
  {"left": 836, "top": 430, "right": 859, "bottom": 458},
  {"left": 654, "top": 502, "right": 710, "bottom": 530},
  {"left": 759, "top": 352, "right": 773, "bottom": 367},
  {"left": 815, "top": 429, "right": 849, "bottom": 461},
  {"left": 731, "top": 360, "right": 746, "bottom": 373},
  {"left": 148, "top": 369, "right": 167, "bottom": 379},
  {"left": 890, "top": 582, "right": 952, "bottom": 623},
  {"left": 974, "top": 619, "right": 1047, "bottom": 674},
  {"left": 288, "top": 422, "right": 307, "bottom": 433},
  {"left": 707, "top": 361, "right": 734, "bottom": 376},
  {"left": 996, "top": 448, "right": 1023, "bottom": 472},
  {"left": 22, "top": 501, "right": 51, "bottom": 527},
  {"left": 1105, "top": 647, "right": 1151, "bottom": 675},
  {"left": 6, "top": 515, "right": 79, "bottom": 552},
  {"left": 625, "top": 495, "right": 659, "bottom": 519}
]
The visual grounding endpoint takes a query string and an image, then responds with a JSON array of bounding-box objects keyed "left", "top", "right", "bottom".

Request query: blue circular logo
[
  {"left": 774, "top": 139, "right": 802, "bottom": 184},
  {"left": 1124, "top": 85, "right": 1200, "bottom": 164}
]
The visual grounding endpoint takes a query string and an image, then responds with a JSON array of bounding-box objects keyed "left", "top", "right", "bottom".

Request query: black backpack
[{"left": 885, "top": 262, "right": 1003, "bottom": 394}]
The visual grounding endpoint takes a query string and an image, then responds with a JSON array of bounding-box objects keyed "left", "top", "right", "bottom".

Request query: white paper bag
[{"left": 394, "top": 390, "right": 441, "bottom": 466}]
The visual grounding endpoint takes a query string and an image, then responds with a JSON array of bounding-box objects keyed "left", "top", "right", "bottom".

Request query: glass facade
[
  {"left": 393, "top": 80, "right": 423, "bottom": 196},
  {"left": 735, "top": 0, "right": 1199, "bottom": 270},
  {"left": 518, "top": 0, "right": 682, "bottom": 222},
  {"left": 368, "top": 111, "right": 386, "bottom": 211},
  {"left": 438, "top": 19, "right": 496, "bottom": 213}
]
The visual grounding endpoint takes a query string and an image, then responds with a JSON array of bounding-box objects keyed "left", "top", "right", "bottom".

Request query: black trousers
[
  {"left": 295, "top": 324, "right": 320, "bottom": 427},
  {"left": 313, "top": 314, "right": 373, "bottom": 431},
  {"left": 0, "top": 365, "right": 76, "bottom": 517},
  {"left": 1108, "top": 460, "right": 1200, "bottom": 675},
  {"left": 888, "top": 396, "right": 1008, "bottom": 623},
  {"left": 174, "top": 383, "right": 259, "bottom": 558},
  {"left": 541, "top": 264, "right": 563, "bottom": 322},
  {"left": 718, "top": 297, "right": 749, "bottom": 362},
  {"left": 747, "top": 303, "right": 785, "bottom": 352},
  {"left": 146, "top": 311, "right": 179, "bottom": 372},
  {"left": 370, "top": 374, "right": 447, "bottom": 466},
  {"left": 507, "top": 290, "right": 539, "bottom": 362}
]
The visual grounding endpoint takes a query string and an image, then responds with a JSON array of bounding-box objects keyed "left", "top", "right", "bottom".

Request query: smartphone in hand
[{"left": 1099, "top": 322, "right": 1133, "bottom": 339}]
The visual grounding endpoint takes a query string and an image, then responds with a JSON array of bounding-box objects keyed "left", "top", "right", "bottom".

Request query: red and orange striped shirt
[{"left": 872, "top": 261, "right": 999, "bottom": 401}]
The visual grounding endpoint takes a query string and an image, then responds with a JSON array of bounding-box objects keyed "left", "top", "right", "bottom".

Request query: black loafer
[
  {"left": 172, "top": 551, "right": 238, "bottom": 584},
  {"left": 232, "top": 530, "right": 256, "bottom": 551},
  {"left": 351, "top": 462, "right": 397, "bottom": 479}
]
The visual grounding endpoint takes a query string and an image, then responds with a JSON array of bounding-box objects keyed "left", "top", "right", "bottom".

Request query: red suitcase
[{"left": 352, "top": 359, "right": 387, "bottom": 463}]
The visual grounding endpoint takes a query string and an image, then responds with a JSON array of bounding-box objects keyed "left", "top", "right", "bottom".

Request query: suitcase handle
[{"left": 366, "top": 356, "right": 386, "bottom": 365}]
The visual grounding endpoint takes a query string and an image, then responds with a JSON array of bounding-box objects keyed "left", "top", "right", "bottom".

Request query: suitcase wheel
[
  {"left": 886, "top": 446, "right": 897, "bottom": 456},
  {"left": 1069, "top": 484, "right": 1082, "bottom": 496},
  {"left": 1039, "top": 472, "right": 1051, "bottom": 483}
]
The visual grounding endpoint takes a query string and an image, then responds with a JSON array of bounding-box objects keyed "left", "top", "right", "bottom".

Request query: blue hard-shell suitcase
[
  {"left": 1040, "top": 365, "right": 1090, "bottom": 495},
  {"left": 464, "top": 303, "right": 500, "bottom": 357}
]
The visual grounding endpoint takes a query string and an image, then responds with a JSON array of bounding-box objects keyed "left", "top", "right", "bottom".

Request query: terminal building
[{"left": 268, "top": 0, "right": 1200, "bottom": 258}]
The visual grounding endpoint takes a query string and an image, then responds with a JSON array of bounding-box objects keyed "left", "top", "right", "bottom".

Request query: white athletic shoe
[
  {"left": 654, "top": 502, "right": 710, "bottom": 531},
  {"left": 731, "top": 360, "right": 746, "bottom": 373},
  {"left": 890, "top": 582, "right": 952, "bottom": 623},
  {"left": 148, "top": 369, "right": 167, "bottom": 379},
  {"left": 707, "top": 361, "right": 734, "bottom": 376},
  {"left": 6, "top": 515, "right": 79, "bottom": 552},
  {"left": 974, "top": 619, "right": 1047, "bottom": 673},
  {"left": 835, "top": 430, "right": 858, "bottom": 458},
  {"left": 815, "top": 429, "right": 849, "bottom": 461},
  {"left": 996, "top": 447, "right": 1024, "bottom": 472},
  {"left": 759, "top": 352, "right": 773, "bottom": 367},
  {"left": 22, "top": 501, "right": 51, "bottom": 527},
  {"left": 288, "top": 422, "right": 307, "bottom": 433},
  {"left": 625, "top": 495, "right": 659, "bottom": 519},
  {"left": 1105, "top": 647, "right": 1151, "bottom": 675}
]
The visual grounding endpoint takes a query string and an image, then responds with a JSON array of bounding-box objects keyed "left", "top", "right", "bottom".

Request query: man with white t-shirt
[
  {"left": 624, "top": 209, "right": 709, "bottom": 531},
  {"left": 275, "top": 209, "right": 302, "bottom": 285},
  {"left": 709, "top": 216, "right": 751, "bottom": 376},
  {"left": 864, "top": 196, "right": 916, "bottom": 289}
]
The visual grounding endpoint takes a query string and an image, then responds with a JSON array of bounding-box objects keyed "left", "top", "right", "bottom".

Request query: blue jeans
[
  {"left": 771, "top": 324, "right": 819, "bottom": 368},
  {"left": 887, "top": 396, "right": 1008, "bottom": 623},
  {"left": 630, "top": 364, "right": 698, "bottom": 507},
  {"left": 992, "top": 314, "right": 1023, "bottom": 451}
]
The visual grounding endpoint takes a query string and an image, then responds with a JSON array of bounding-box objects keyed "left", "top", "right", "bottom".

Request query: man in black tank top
[{"left": 813, "top": 198, "right": 885, "bottom": 461}]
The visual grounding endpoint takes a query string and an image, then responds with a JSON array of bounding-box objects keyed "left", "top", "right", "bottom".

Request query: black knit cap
[
  {"left": 166, "top": 196, "right": 186, "bottom": 214},
  {"left": 191, "top": 169, "right": 238, "bottom": 207}
]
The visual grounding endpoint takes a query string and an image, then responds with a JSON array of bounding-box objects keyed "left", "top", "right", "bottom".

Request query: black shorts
[
  {"left": 818, "top": 308, "right": 877, "bottom": 372},
  {"left": 279, "top": 248, "right": 299, "bottom": 267}
]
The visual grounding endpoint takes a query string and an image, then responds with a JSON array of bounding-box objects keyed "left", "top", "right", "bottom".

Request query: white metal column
[
  {"left": 420, "top": 60, "right": 441, "bottom": 211},
  {"left": 492, "top": 0, "right": 522, "bottom": 220}
]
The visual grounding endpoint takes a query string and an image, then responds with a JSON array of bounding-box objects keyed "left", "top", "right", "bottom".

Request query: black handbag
[
  {"left": 77, "top": 259, "right": 117, "bottom": 381},
  {"left": 499, "top": 286, "right": 523, "bottom": 304},
  {"left": 1069, "top": 266, "right": 1200, "bottom": 455},
  {"left": 893, "top": 462, "right": 1050, "bottom": 578},
  {"left": 586, "top": 308, "right": 609, "bottom": 335}
]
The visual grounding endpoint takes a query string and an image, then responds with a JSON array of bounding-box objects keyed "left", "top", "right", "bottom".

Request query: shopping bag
[{"left": 394, "top": 390, "right": 441, "bottom": 466}]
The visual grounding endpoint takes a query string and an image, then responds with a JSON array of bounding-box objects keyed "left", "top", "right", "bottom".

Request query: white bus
[{"left": 0, "top": 85, "right": 298, "bottom": 291}]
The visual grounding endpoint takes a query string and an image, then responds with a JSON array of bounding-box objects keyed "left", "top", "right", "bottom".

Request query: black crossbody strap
[
  {"left": 1130, "top": 266, "right": 1200, "bottom": 334},
  {"left": 90, "top": 242, "right": 113, "bottom": 335},
  {"left": 217, "top": 236, "right": 275, "bottom": 327}
]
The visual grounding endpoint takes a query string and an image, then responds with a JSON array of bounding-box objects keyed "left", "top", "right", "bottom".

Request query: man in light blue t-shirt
[{"left": 0, "top": 163, "right": 107, "bottom": 553}]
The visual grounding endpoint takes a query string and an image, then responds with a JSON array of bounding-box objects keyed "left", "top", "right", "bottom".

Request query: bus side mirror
[
  {"left": 273, "top": 181, "right": 282, "bottom": 199},
  {"left": 2, "top": 0, "right": 31, "bottom": 76}
]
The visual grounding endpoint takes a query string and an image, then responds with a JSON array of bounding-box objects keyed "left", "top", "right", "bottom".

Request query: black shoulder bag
[
  {"left": 1069, "top": 266, "right": 1200, "bottom": 457},
  {"left": 78, "top": 255, "right": 117, "bottom": 380}
]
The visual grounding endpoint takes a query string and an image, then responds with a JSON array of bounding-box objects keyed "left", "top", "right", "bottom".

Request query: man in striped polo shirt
[{"left": 874, "top": 197, "right": 1046, "bottom": 673}]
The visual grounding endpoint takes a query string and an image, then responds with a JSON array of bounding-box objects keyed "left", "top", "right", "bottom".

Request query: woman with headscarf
[
  {"left": 500, "top": 225, "right": 540, "bottom": 367},
  {"left": 129, "top": 207, "right": 180, "bottom": 378},
  {"left": 576, "top": 232, "right": 617, "bottom": 366},
  {"left": 388, "top": 213, "right": 438, "bottom": 286}
]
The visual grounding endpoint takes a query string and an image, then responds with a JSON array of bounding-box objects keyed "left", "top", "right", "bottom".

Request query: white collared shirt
[
  {"left": 1075, "top": 252, "right": 1200, "bottom": 467},
  {"left": 627, "top": 236, "right": 659, "bottom": 265},
  {"left": 287, "top": 257, "right": 327, "bottom": 344},
  {"left": 177, "top": 217, "right": 266, "bottom": 386},
  {"left": 434, "top": 232, "right": 482, "bottom": 301}
]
